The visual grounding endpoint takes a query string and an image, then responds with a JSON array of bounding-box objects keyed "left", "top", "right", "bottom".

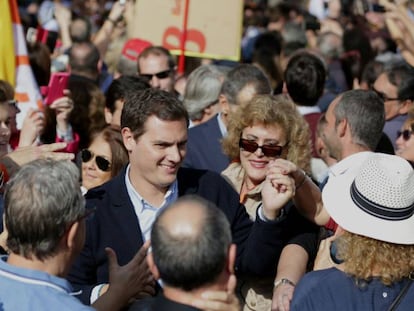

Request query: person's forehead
[
  {"left": 139, "top": 54, "right": 169, "bottom": 68},
  {"left": 141, "top": 115, "right": 187, "bottom": 136}
]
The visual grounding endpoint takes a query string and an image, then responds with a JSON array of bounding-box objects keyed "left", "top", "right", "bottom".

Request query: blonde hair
[
  {"left": 222, "top": 94, "right": 311, "bottom": 173},
  {"left": 337, "top": 231, "right": 414, "bottom": 286}
]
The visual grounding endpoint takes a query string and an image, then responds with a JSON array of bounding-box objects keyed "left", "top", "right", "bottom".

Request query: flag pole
[{"left": 178, "top": 0, "right": 190, "bottom": 74}]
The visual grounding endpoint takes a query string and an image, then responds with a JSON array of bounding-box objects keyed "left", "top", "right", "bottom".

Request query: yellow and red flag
[{"left": 0, "top": 0, "right": 43, "bottom": 127}]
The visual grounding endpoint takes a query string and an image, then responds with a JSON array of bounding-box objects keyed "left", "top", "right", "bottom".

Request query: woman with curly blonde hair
[
  {"left": 221, "top": 94, "right": 318, "bottom": 311},
  {"left": 222, "top": 94, "right": 311, "bottom": 218},
  {"left": 291, "top": 153, "right": 414, "bottom": 311}
]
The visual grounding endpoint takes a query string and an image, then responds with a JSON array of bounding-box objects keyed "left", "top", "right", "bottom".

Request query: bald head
[
  {"left": 69, "top": 42, "right": 99, "bottom": 78},
  {"left": 151, "top": 195, "right": 231, "bottom": 291},
  {"left": 158, "top": 198, "right": 206, "bottom": 238}
]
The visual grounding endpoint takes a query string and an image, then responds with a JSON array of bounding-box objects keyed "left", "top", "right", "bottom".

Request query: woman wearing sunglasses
[
  {"left": 221, "top": 94, "right": 319, "bottom": 311},
  {"left": 396, "top": 111, "right": 414, "bottom": 166},
  {"left": 81, "top": 125, "right": 128, "bottom": 192}
]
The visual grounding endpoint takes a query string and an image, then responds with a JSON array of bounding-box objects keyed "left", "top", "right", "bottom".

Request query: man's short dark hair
[
  {"left": 384, "top": 61, "right": 414, "bottom": 101},
  {"left": 120, "top": 88, "right": 189, "bottom": 140},
  {"left": 220, "top": 64, "right": 271, "bottom": 105},
  {"left": 285, "top": 51, "right": 326, "bottom": 106},
  {"left": 105, "top": 75, "right": 150, "bottom": 113},
  {"left": 151, "top": 195, "right": 231, "bottom": 291},
  {"left": 334, "top": 89, "right": 385, "bottom": 151},
  {"left": 5, "top": 160, "right": 85, "bottom": 260}
]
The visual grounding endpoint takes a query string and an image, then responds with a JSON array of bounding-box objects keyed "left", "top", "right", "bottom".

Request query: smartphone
[{"left": 44, "top": 72, "right": 70, "bottom": 106}]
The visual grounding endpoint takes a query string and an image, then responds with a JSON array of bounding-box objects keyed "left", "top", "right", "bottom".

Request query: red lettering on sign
[{"left": 162, "top": 26, "right": 206, "bottom": 53}]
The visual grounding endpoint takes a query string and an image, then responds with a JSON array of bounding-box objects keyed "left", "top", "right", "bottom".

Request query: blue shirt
[
  {"left": 0, "top": 256, "right": 94, "bottom": 310},
  {"left": 291, "top": 268, "right": 414, "bottom": 311}
]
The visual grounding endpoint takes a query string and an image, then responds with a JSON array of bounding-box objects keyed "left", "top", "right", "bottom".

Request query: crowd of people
[{"left": 1, "top": 0, "right": 414, "bottom": 310}]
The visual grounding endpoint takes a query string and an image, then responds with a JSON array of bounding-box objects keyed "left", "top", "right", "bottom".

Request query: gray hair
[
  {"left": 151, "top": 195, "right": 231, "bottom": 291},
  {"left": 183, "top": 65, "right": 229, "bottom": 121},
  {"left": 5, "top": 159, "right": 85, "bottom": 260},
  {"left": 317, "top": 31, "right": 343, "bottom": 60},
  {"left": 334, "top": 90, "right": 385, "bottom": 151}
]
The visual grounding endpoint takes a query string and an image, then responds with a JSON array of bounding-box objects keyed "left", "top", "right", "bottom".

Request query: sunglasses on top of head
[
  {"left": 397, "top": 129, "right": 413, "bottom": 141},
  {"left": 140, "top": 69, "right": 171, "bottom": 81},
  {"left": 81, "top": 149, "right": 111, "bottom": 172},
  {"left": 239, "top": 138, "right": 284, "bottom": 158}
]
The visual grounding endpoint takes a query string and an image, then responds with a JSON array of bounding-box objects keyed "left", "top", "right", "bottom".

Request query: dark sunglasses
[
  {"left": 140, "top": 69, "right": 171, "bottom": 81},
  {"left": 397, "top": 129, "right": 413, "bottom": 141},
  {"left": 81, "top": 149, "right": 111, "bottom": 172},
  {"left": 239, "top": 138, "right": 283, "bottom": 158},
  {"left": 372, "top": 88, "right": 401, "bottom": 102}
]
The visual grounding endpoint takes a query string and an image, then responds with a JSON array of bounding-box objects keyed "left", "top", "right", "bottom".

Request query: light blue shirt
[
  {"left": 0, "top": 256, "right": 94, "bottom": 310},
  {"left": 124, "top": 164, "right": 179, "bottom": 242}
]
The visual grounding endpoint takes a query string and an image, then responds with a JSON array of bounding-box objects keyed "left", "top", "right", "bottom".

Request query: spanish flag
[{"left": 0, "top": 0, "right": 43, "bottom": 126}]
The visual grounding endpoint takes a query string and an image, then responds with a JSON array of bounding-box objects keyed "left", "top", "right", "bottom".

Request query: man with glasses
[
  {"left": 137, "top": 46, "right": 176, "bottom": 93},
  {"left": 372, "top": 61, "right": 414, "bottom": 148}
]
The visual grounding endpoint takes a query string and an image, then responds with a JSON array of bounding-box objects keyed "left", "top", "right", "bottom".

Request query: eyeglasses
[
  {"left": 397, "top": 129, "right": 413, "bottom": 141},
  {"left": 81, "top": 149, "right": 111, "bottom": 172},
  {"left": 372, "top": 88, "right": 401, "bottom": 102},
  {"left": 239, "top": 138, "right": 284, "bottom": 158},
  {"left": 140, "top": 69, "right": 171, "bottom": 81}
]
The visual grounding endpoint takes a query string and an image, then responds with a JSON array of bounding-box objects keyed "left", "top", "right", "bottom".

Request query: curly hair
[
  {"left": 222, "top": 94, "right": 311, "bottom": 173},
  {"left": 337, "top": 231, "right": 414, "bottom": 286}
]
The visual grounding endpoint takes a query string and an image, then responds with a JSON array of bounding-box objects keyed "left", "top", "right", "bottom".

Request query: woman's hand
[
  {"left": 261, "top": 159, "right": 297, "bottom": 220},
  {"left": 49, "top": 90, "right": 73, "bottom": 133},
  {"left": 18, "top": 108, "right": 44, "bottom": 147}
]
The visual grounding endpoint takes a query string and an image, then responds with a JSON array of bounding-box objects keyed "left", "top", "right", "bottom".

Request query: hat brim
[{"left": 322, "top": 172, "right": 414, "bottom": 245}]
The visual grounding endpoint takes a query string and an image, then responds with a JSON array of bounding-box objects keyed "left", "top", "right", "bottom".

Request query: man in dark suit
[
  {"left": 68, "top": 88, "right": 302, "bottom": 305},
  {"left": 183, "top": 64, "right": 272, "bottom": 173},
  {"left": 128, "top": 195, "right": 240, "bottom": 311}
]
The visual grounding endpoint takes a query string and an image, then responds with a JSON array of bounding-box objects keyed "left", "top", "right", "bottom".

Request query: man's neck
[
  {"left": 7, "top": 252, "right": 67, "bottom": 277},
  {"left": 163, "top": 283, "right": 226, "bottom": 307},
  {"left": 340, "top": 144, "right": 371, "bottom": 161},
  {"left": 128, "top": 168, "right": 170, "bottom": 207}
]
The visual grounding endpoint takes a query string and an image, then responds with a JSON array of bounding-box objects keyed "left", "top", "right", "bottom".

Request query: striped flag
[{"left": 0, "top": 0, "right": 44, "bottom": 127}]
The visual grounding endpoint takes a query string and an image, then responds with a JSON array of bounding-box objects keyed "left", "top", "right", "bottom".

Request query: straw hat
[{"left": 323, "top": 153, "right": 414, "bottom": 244}]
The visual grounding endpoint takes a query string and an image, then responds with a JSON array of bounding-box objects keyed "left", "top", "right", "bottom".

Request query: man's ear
[
  {"left": 121, "top": 127, "right": 135, "bottom": 152},
  {"left": 337, "top": 118, "right": 348, "bottom": 138},
  {"left": 147, "top": 252, "right": 160, "bottom": 280},
  {"left": 218, "top": 94, "right": 229, "bottom": 116},
  {"left": 104, "top": 107, "right": 113, "bottom": 124},
  {"left": 399, "top": 99, "right": 413, "bottom": 115},
  {"left": 66, "top": 221, "right": 80, "bottom": 250},
  {"left": 227, "top": 244, "right": 237, "bottom": 275}
]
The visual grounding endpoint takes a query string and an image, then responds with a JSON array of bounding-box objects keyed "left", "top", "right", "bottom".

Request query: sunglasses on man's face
[
  {"left": 140, "top": 69, "right": 171, "bottom": 81},
  {"left": 239, "top": 138, "right": 284, "bottom": 158},
  {"left": 81, "top": 149, "right": 111, "bottom": 172},
  {"left": 397, "top": 129, "right": 413, "bottom": 141}
]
